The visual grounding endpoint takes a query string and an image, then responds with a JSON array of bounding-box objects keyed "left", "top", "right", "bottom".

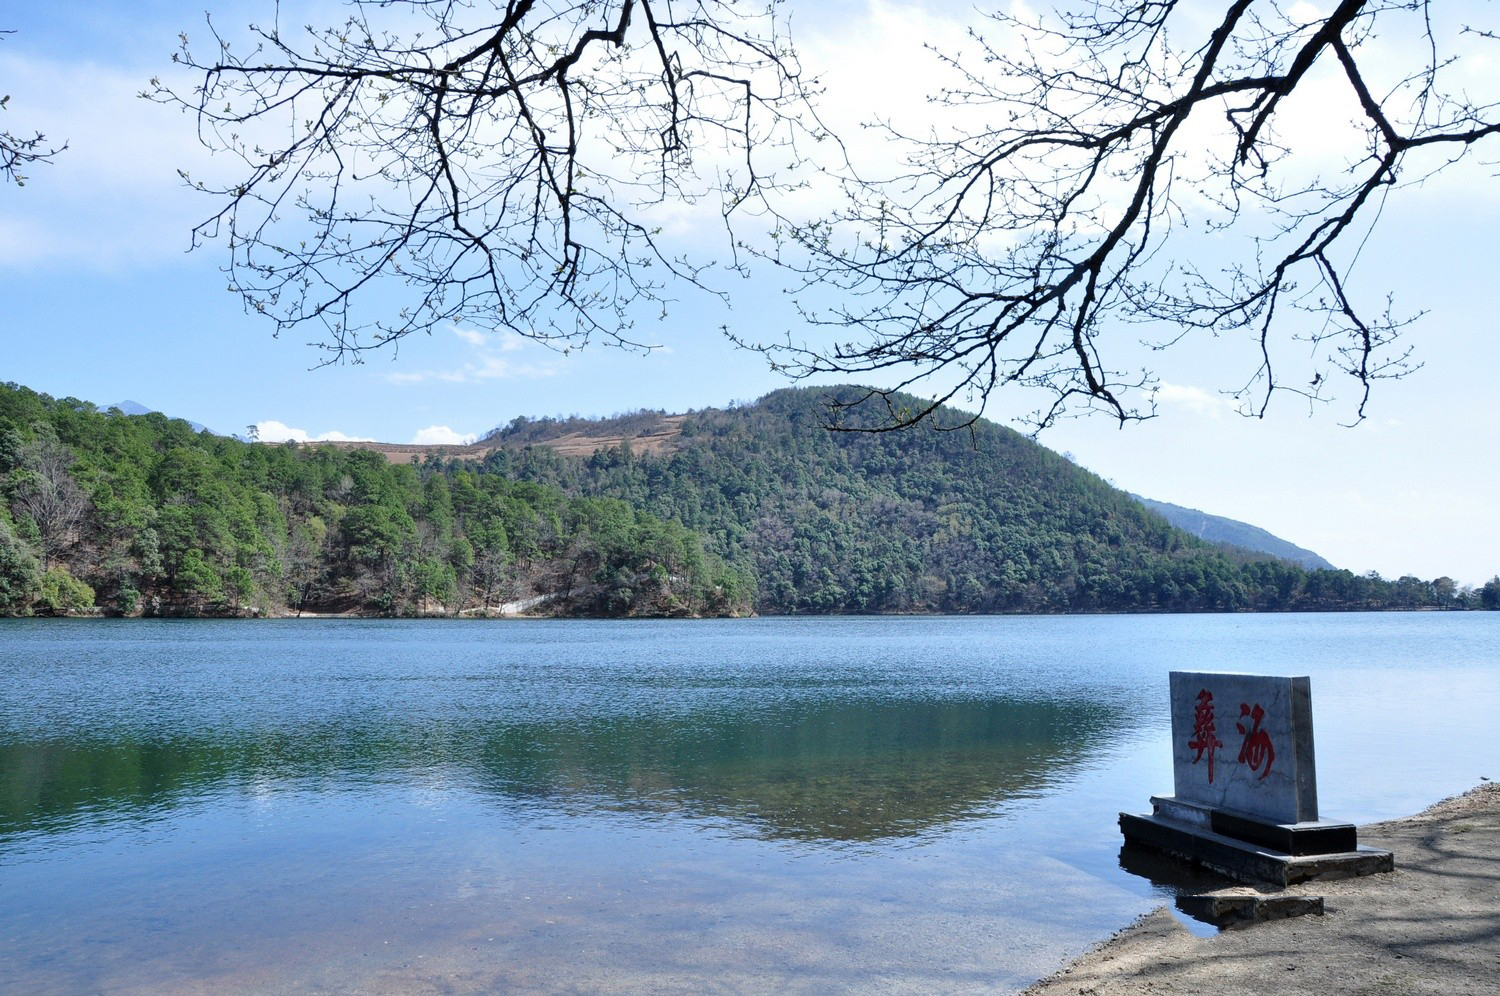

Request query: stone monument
[{"left": 1119, "top": 671, "right": 1393, "bottom": 887}]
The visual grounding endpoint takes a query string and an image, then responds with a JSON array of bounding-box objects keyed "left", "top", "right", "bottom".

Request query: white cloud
[
  {"left": 453, "top": 326, "right": 488, "bottom": 348},
  {"left": 791, "top": 3, "right": 974, "bottom": 192},
  {"left": 452, "top": 326, "right": 529, "bottom": 352},
  {"left": 385, "top": 327, "right": 561, "bottom": 384},
  {"left": 1153, "top": 382, "right": 1234, "bottom": 419},
  {"left": 0, "top": 52, "right": 221, "bottom": 268},
  {"left": 1287, "top": 1, "right": 1324, "bottom": 22},
  {"left": 255, "top": 420, "right": 372, "bottom": 443},
  {"left": 411, "top": 425, "right": 475, "bottom": 445},
  {"left": 385, "top": 355, "right": 561, "bottom": 385}
]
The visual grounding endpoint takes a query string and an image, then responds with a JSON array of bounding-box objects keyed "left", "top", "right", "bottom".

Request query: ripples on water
[{"left": 2, "top": 614, "right": 1496, "bottom": 992}]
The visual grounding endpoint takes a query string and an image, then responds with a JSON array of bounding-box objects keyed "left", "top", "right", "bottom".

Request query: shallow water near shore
[{"left": 2, "top": 613, "right": 1497, "bottom": 992}]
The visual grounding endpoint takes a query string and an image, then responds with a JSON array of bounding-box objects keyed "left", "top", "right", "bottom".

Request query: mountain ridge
[
  {"left": 452, "top": 385, "right": 1462, "bottom": 613},
  {"left": 311, "top": 392, "right": 1332, "bottom": 580},
  {"left": 1128, "top": 494, "right": 1335, "bottom": 570},
  {"left": 7, "top": 380, "right": 1485, "bottom": 616}
]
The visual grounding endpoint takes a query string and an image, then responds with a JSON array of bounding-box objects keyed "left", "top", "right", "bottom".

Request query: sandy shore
[{"left": 1025, "top": 783, "right": 1500, "bottom": 996}]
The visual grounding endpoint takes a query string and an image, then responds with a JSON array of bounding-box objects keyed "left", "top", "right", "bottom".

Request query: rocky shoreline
[{"left": 1025, "top": 782, "right": 1500, "bottom": 995}]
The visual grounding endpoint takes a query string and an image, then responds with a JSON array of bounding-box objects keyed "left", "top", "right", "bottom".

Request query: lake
[{"left": 2, "top": 613, "right": 1497, "bottom": 992}]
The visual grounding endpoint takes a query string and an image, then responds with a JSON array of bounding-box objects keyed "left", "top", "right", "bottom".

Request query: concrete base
[
  {"left": 1119, "top": 811, "right": 1394, "bottom": 888},
  {"left": 1176, "top": 889, "right": 1325, "bottom": 927},
  {"left": 1151, "top": 795, "right": 1358, "bottom": 856}
]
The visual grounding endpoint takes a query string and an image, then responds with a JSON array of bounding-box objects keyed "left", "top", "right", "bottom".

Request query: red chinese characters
[
  {"left": 1186, "top": 690, "right": 1277, "bottom": 784},
  {"left": 1186, "top": 689, "right": 1225, "bottom": 783},
  {"left": 1236, "top": 702, "right": 1275, "bottom": 780}
]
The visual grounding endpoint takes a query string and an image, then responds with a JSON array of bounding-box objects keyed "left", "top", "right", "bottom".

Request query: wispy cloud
[
  {"left": 451, "top": 326, "right": 527, "bottom": 351},
  {"left": 0, "top": 52, "right": 218, "bottom": 268},
  {"left": 385, "top": 355, "right": 560, "bottom": 384},
  {"left": 385, "top": 326, "right": 560, "bottom": 384},
  {"left": 452, "top": 326, "right": 488, "bottom": 349},
  {"left": 255, "top": 420, "right": 372, "bottom": 443},
  {"left": 1153, "top": 382, "right": 1234, "bottom": 419}
]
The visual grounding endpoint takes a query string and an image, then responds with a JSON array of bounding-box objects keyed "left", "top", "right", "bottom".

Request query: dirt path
[{"left": 1026, "top": 783, "right": 1500, "bottom": 995}]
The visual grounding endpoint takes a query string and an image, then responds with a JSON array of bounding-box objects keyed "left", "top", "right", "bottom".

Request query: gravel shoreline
[{"left": 1025, "top": 782, "right": 1500, "bottom": 995}]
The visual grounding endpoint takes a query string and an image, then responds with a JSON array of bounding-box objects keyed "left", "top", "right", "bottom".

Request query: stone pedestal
[
  {"left": 1120, "top": 671, "right": 1393, "bottom": 888},
  {"left": 1120, "top": 798, "right": 1392, "bottom": 887}
]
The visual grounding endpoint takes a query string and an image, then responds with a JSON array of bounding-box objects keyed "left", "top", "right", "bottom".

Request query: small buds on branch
[
  {"left": 756, "top": 0, "right": 1492, "bottom": 431},
  {"left": 151, "top": 1, "right": 823, "bottom": 361}
]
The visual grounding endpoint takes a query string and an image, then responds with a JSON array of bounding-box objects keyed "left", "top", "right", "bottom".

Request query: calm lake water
[{"left": 2, "top": 613, "right": 1497, "bottom": 993}]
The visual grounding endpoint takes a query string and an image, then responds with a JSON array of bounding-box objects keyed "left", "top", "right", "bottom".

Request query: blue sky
[{"left": 3, "top": 0, "right": 1497, "bottom": 585}]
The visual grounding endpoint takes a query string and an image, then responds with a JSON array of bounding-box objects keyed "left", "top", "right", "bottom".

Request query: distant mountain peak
[
  {"left": 105, "top": 400, "right": 212, "bottom": 436},
  {"left": 1129, "top": 493, "right": 1334, "bottom": 570}
]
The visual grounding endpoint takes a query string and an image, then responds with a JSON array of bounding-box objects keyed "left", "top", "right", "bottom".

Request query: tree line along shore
[{"left": 2, "top": 381, "right": 1496, "bottom": 619}]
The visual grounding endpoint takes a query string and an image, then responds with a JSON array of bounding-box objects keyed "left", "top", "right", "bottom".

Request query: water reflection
[
  {"left": 4, "top": 616, "right": 1497, "bottom": 993},
  {"left": 2, "top": 696, "right": 1117, "bottom": 845}
]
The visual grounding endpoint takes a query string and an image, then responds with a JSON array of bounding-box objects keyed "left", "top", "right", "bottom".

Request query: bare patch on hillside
[{"left": 283, "top": 414, "right": 688, "bottom": 464}]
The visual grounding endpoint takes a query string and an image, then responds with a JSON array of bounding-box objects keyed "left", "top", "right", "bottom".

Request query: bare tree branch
[
  {"left": 752, "top": 0, "right": 1494, "bottom": 431},
  {"left": 1, "top": 29, "right": 67, "bottom": 187},
  {"left": 149, "top": 1, "right": 827, "bottom": 362}
]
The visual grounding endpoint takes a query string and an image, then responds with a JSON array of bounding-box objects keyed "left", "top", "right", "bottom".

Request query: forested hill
[
  {"left": 1, "top": 381, "right": 1494, "bottom": 617},
  {"left": 475, "top": 386, "right": 1495, "bottom": 614},
  {"left": 0, "top": 383, "right": 750, "bottom": 618}
]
